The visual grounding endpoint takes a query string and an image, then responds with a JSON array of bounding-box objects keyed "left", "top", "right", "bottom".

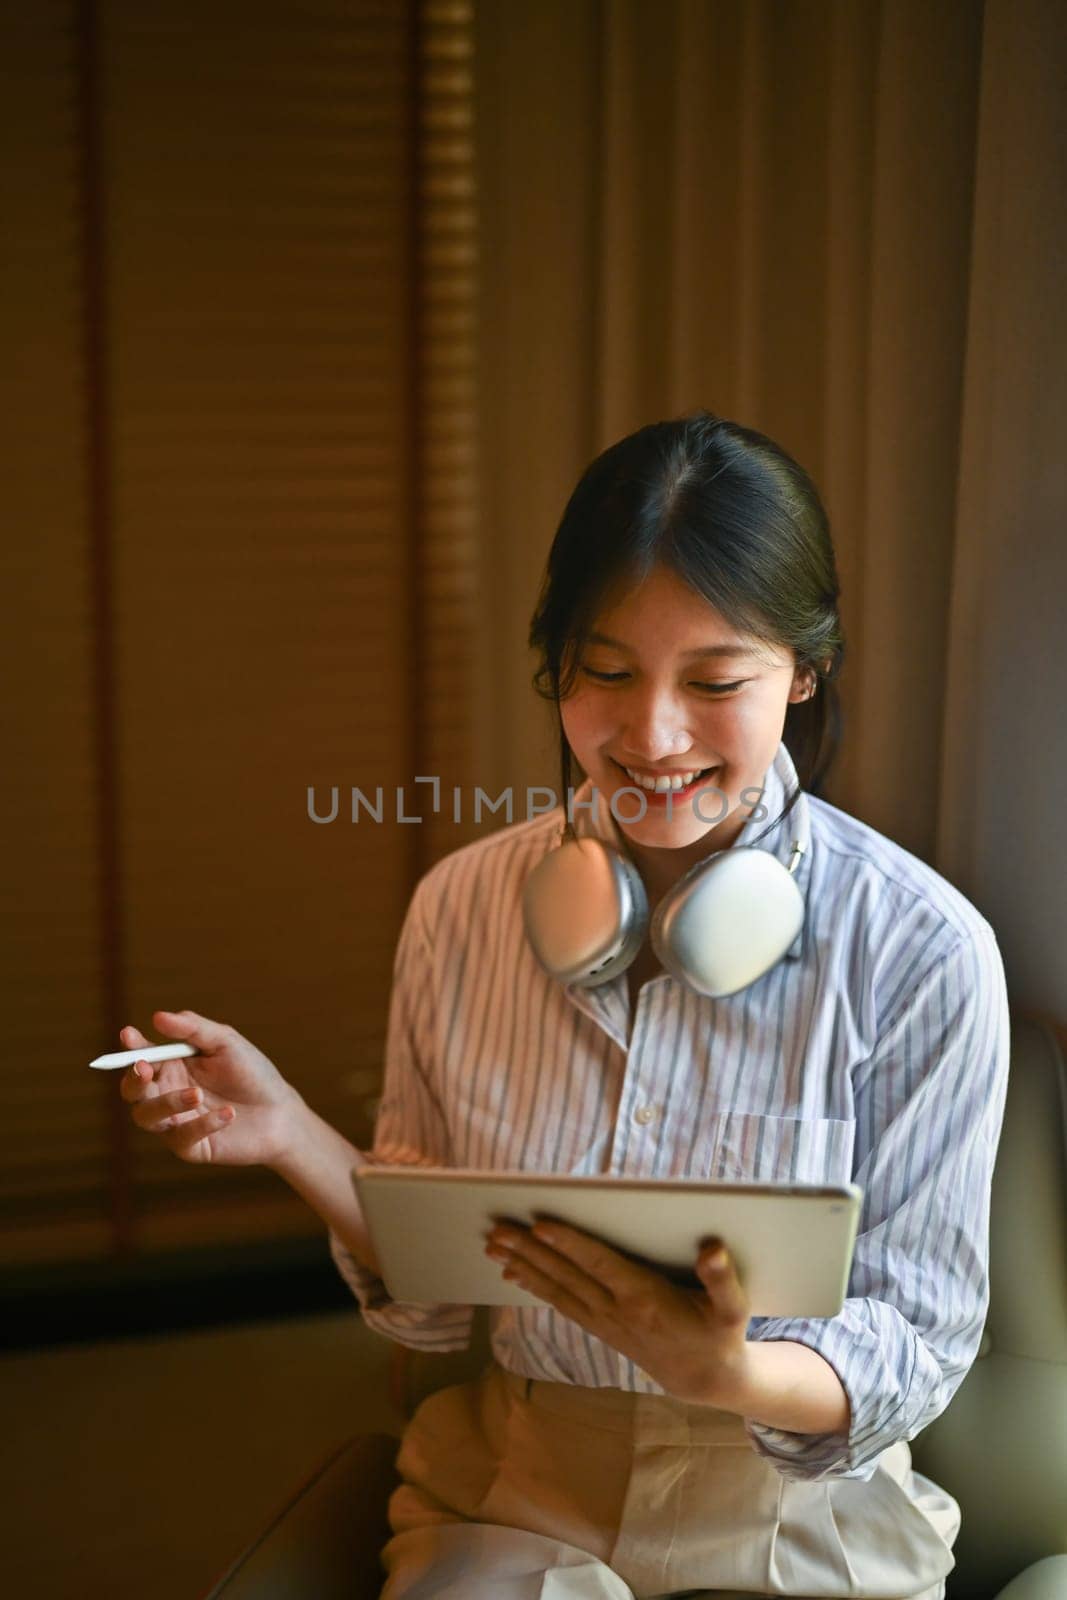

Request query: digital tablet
[{"left": 352, "top": 1167, "right": 863, "bottom": 1319}]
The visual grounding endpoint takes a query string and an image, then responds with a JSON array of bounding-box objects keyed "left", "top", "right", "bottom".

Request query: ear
[{"left": 787, "top": 664, "right": 817, "bottom": 704}]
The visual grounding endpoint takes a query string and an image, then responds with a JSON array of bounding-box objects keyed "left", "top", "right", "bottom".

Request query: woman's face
[{"left": 559, "top": 565, "right": 811, "bottom": 868}]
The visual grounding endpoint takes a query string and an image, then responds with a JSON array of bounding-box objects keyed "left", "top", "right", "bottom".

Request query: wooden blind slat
[{"left": 1, "top": 0, "right": 480, "bottom": 1267}]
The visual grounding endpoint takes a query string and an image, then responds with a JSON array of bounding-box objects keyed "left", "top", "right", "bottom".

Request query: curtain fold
[
  {"left": 473, "top": 0, "right": 1064, "bottom": 1020},
  {"left": 936, "top": 0, "right": 1067, "bottom": 1016}
]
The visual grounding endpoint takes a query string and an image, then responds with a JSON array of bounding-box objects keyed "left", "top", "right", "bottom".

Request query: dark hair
[{"left": 528, "top": 409, "right": 845, "bottom": 841}]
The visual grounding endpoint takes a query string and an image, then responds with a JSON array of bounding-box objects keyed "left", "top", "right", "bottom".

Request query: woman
[{"left": 119, "top": 412, "right": 1009, "bottom": 1599}]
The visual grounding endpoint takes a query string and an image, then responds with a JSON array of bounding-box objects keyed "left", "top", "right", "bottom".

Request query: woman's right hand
[{"left": 118, "top": 1009, "right": 304, "bottom": 1168}]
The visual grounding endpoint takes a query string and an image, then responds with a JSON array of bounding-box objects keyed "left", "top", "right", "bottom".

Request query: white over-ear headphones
[{"left": 522, "top": 759, "right": 810, "bottom": 999}]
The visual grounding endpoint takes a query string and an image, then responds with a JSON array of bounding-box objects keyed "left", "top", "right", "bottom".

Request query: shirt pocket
[{"left": 699, "top": 1110, "right": 856, "bottom": 1187}]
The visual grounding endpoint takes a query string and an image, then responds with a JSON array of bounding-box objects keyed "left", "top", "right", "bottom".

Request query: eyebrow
[{"left": 583, "top": 630, "right": 763, "bottom": 660}]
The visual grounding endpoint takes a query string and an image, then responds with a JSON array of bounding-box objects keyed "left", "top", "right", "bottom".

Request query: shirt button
[{"left": 633, "top": 1105, "right": 658, "bottom": 1125}]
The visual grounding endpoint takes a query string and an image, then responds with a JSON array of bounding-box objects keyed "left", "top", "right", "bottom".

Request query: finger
[
  {"left": 116, "top": 1026, "right": 154, "bottom": 1100},
  {"left": 119, "top": 1054, "right": 159, "bottom": 1102},
  {"left": 166, "top": 1101, "right": 236, "bottom": 1157},
  {"left": 498, "top": 1251, "right": 602, "bottom": 1330},
  {"left": 492, "top": 1227, "right": 614, "bottom": 1317},
  {"left": 131, "top": 1085, "right": 209, "bottom": 1133},
  {"left": 524, "top": 1221, "right": 657, "bottom": 1302},
  {"left": 120, "top": 1064, "right": 149, "bottom": 1102},
  {"left": 695, "top": 1240, "right": 749, "bottom": 1326},
  {"left": 152, "top": 1009, "right": 232, "bottom": 1054}
]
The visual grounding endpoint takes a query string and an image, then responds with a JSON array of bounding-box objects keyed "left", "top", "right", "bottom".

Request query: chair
[{"left": 200, "top": 1015, "right": 1067, "bottom": 1600}]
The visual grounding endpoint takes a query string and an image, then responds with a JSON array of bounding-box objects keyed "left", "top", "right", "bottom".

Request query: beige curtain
[
  {"left": 935, "top": 0, "right": 1066, "bottom": 1024},
  {"left": 472, "top": 0, "right": 1066, "bottom": 1025}
]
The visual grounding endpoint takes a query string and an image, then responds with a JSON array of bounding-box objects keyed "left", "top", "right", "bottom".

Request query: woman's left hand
[{"left": 484, "top": 1220, "right": 752, "bottom": 1407}]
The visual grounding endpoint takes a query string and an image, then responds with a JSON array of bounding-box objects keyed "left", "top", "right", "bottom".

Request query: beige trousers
[{"left": 378, "top": 1363, "right": 960, "bottom": 1600}]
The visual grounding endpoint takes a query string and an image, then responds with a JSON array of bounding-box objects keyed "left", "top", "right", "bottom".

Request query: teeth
[{"left": 622, "top": 765, "right": 709, "bottom": 792}]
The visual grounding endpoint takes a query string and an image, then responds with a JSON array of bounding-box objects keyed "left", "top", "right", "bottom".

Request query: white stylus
[{"left": 89, "top": 1043, "right": 201, "bottom": 1070}]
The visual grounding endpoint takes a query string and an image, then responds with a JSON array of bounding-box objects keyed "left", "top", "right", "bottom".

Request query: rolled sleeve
[
  {"left": 328, "top": 1220, "right": 473, "bottom": 1352},
  {"left": 744, "top": 922, "right": 1010, "bottom": 1481},
  {"left": 330, "top": 879, "right": 474, "bottom": 1353}
]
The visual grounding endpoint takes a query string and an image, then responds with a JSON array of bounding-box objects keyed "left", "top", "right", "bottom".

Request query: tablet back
[{"left": 354, "top": 1168, "right": 862, "bottom": 1318}]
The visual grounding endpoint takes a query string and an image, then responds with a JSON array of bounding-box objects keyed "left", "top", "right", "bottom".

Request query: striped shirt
[{"left": 329, "top": 740, "right": 1011, "bottom": 1482}]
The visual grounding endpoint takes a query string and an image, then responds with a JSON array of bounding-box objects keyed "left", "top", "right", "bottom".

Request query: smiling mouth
[{"left": 609, "top": 759, "right": 721, "bottom": 800}]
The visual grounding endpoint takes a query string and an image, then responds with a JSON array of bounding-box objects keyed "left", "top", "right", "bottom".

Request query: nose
[{"left": 618, "top": 683, "right": 694, "bottom": 764}]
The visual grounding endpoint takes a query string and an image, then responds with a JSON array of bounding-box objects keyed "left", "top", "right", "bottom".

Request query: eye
[{"left": 579, "top": 667, "right": 748, "bottom": 694}]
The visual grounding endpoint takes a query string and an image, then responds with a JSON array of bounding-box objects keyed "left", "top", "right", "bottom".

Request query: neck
[{"left": 621, "top": 804, "right": 751, "bottom": 906}]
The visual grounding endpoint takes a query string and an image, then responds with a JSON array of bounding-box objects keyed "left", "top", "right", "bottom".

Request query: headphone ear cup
[
  {"left": 607, "top": 851, "right": 651, "bottom": 980},
  {"left": 523, "top": 837, "right": 649, "bottom": 987},
  {"left": 649, "top": 853, "right": 713, "bottom": 975},
  {"left": 651, "top": 848, "right": 804, "bottom": 998}
]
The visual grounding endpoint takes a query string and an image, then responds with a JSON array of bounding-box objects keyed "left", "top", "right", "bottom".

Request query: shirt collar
[{"left": 568, "top": 740, "right": 811, "bottom": 962}]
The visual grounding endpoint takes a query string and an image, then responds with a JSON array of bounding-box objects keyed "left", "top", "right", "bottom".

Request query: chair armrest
[
  {"left": 199, "top": 1432, "right": 400, "bottom": 1600},
  {"left": 993, "top": 1555, "right": 1067, "bottom": 1600}
]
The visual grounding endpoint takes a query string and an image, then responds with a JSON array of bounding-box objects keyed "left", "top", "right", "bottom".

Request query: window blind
[{"left": 0, "top": 0, "right": 480, "bottom": 1267}]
